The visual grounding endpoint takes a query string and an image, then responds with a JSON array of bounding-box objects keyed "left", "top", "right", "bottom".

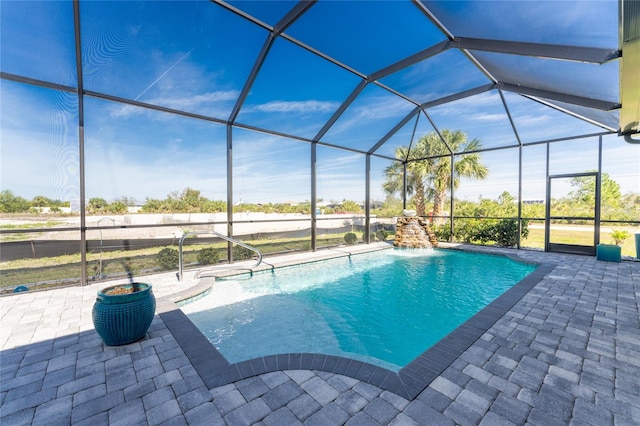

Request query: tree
[
  {"left": 31, "top": 195, "right": 52, "bottom": 207},
  {"left": 340, "top": 200, "right": 362, "bottom": 213},
  {"left": 0, "top": 190, "right": 30, "bottom": 213},
  {"left": 497, "top": 191, "right": 517, "bottom": 216},
  {"left": 201, "top": 199, "right": 226, "bottom": 213},
  {"left": 180, "top": 188, "right": 204, "bottom": 212},
  {"left": 141, "top": 198, "right": 162, "bottom": 212},
  {"left": 371, "top": 195, "right": 404, "bottom": 217},
  {"left": 107, "top": 201, "right": 128, "bottom": 214},
  {"left": 383, "top": 145, "right": 430, "bottom": 215},
  {"left": 569, "top": 172, "right": 621, "bottom": 209},
  {"left": 383, "top": 130, "right": 488, "bottom": 221},
  {"left": 87, "top": 197, "right": 108, "bottom": 214}
]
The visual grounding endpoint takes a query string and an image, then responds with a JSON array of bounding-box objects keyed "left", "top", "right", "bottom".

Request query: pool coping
[{"left": 157, "top": 244, "right": 555, "bottom": 400}]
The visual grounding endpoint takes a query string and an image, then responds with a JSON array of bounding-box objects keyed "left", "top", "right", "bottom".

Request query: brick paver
[{"left": 1, "top": 245, "right": 639, "bottom": 425}]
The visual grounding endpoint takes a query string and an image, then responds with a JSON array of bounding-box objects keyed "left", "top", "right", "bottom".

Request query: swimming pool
[{"left": 181, "top": 248, "right": 537, "bottom": 371}]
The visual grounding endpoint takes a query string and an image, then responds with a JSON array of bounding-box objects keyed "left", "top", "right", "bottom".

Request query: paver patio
[{"left": 1, "top": 244, "right": 639, "bottom": 425}]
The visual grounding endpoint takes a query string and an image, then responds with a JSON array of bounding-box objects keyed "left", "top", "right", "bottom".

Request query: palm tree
[
  {"left": 384, "top": 130, "right": 488, "bottom": 222},
  {"left": 383, "top": 145, "right": 430, "bottom": 215}
]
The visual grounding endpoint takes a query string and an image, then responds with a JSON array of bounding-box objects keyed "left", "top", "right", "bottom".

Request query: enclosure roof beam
[
  {"left": 411, "top": 0, "right": 455, "bottom": 40},
  {"left": 420, "top": 83, "right": 496, "bottom": 110},
  {"left": 421, "top": 110, "right": 453, "bottom": 154},
  {"left": 228, "top": 115, "right": 398, "bottom": 161},
  {"left": 227, "top": 36, "right": 274, "bottom": 124},
  {"left": 225, "top": 1, "right": 316, "bottom": 124},
  {"left": 368, "top": 107, "right": 421, "bottom": 155},
  {"left": 211, "top": 0, "right": 271, "bottom": 30},
  {"left": 313, "top": 80, "right": 369, "bottom": 142},
  {"left": 412, "top": 0, "right": 507, "bottom": 86},
  {"left": 1, "top": 72, "right": 77, "bottom": 94},
  {"left": 273, "top": 1, "right": 316, "bottom": 36},
  {"left": 499, "top": 89, "right": 523, "bottom": 146},
  {"left": 499, "top": 82, "right": 621, "bottom": 111},
  {"left": 368, "top": 40, "right": 452, "bottom": 82},
  {"left": 83, "top": 89, "right": 229, "bottom": 126},
  {"left": 213, "top": 0, "right": 366, "bottom": 80},
  {"left": 454, "top": 37, "right": 621, "bottom": 64},
  {"left": 524, "top": 96, "right": 618, "bottom": 132}
]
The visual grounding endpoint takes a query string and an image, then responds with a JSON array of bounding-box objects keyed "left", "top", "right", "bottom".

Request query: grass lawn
[
  {"left": 2, "top": 226, "right": 638, "bottom": 293},
  {"left": 0, "top": 233, "right": 357, "bottom": 292},
  {"left": 522, "top": 227, "right": 638, "bottom": 257}
]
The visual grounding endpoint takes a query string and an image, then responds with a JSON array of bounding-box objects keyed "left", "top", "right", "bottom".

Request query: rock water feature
[{"left": 393, "top": 211, "right": 438, "bottom": 249}]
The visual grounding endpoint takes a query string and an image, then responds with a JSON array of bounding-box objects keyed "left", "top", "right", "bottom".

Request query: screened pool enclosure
[{"left": 1, "top": 0, "right": 639, "bottom": 290}]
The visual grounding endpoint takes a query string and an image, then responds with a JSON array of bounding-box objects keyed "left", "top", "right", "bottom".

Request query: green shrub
[
  {"left": 453, "top": 218, "right": 483, "bottom": 243},
  {"left": 465, "top": 218, "right": 529, "bottom": 247},
  {"left": 433, "top": 224, "right": 451, "bottom": 241},
  {"left": 611, "top": 229, "right": 631, "bottom": 246},
  {"left": 472, "top": 221, "right": 495, "bottom": 244},
  {"left": 375, "top": 229, "right": 389, "bottom": 241},
  {"left": 233, "top": 245, "right": 254, "bottom": 260},
  {"left": 486, "top": 219, "right": 518, "bottom": 247},
  {"left": 344, "top": 232, "right": 357, "bottom": 245},
  {"left": 519, "top": 219, "right": 530, "bottom": 239},
  {"left": 197, "top": 247, "right": 220, "bottom": 265},
  {"left": 156, "top": 247, "right": 179, "bottom": 269}
]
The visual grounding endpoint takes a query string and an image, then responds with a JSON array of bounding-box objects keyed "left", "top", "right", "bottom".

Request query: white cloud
[
  {"left": 428, "top": 91, "right": 502, "bottom": 116},
  {"left": 250, "top": 100, "right": 340, "bottom": 114},
  {"left": 354, "top": 96, "right": 413, "bottom": 121},
  {"left": 110, "top": 89, "right": 239, "bottom": 118},
  {"left": 150, "top": 90, "right": 239, "bottom": 110},
  {"left": 513, "top": 114, "right": 551, "bottom": 126},
  {"left": 470, "top": 112, "right": 507, "bottom": 122},
  {"left": 317, "top": 153, "right": 363, "bottom": 170},
  {"left": 323, "top": 94, "right": 414, "bottom": 140}
]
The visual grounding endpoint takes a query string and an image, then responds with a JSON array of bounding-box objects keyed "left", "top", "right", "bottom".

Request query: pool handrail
[{"left": 178, "top": 231, "right": 262, "bottom": 282}]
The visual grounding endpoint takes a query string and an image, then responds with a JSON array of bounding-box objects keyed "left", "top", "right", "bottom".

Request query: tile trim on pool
[{"left": 158, "top": 246, "right": 555, "bottom": 400}]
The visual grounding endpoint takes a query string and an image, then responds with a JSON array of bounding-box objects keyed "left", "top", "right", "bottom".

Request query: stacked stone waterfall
[{"left": 394, "top": 211, "right": 438, "bottom": 249}]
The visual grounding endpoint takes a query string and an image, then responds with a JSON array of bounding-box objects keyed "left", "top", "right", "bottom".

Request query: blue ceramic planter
[
  {"left": 92, "top": 283, "right": 156, "bottom": 346},
  {"left": 596, "top": 244, "right": 621, "bottom": 263}
]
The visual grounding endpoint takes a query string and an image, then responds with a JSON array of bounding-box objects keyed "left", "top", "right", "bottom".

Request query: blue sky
[{"left": 1, "top": 0, "right": 636, "bottom": 205}]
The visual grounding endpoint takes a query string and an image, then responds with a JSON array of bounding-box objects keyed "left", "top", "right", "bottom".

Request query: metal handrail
[
  {"left": 178, "top": 231, "right": 262, "bottom": 282},
  {"left": 97, "top": 217, "right": 116, "bottom": 242}
]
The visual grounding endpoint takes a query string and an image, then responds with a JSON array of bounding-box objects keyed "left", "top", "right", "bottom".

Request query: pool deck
[{"left": 1, "top": 243, "right": 639, "bottom": 425}]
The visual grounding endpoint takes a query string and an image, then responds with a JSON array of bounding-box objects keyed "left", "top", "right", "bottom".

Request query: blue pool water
[{"left": 181, "top": 249, "right": 536, "bottom": 371}]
